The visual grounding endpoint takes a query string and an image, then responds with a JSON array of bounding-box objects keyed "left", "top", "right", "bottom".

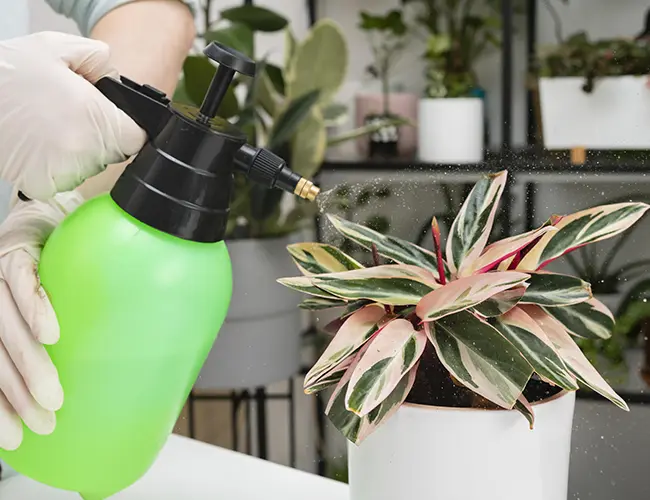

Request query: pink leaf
[
  {"left": 517, "top": 203, "right": 649, "bottom": 271},
  {"left": 345, "top": 320, "right": 426, "bottom": 416},
  {"left": 447, "top": 171, "right": 508, "bottom": 276},
  {"left": 465, "top": 225, "right": 557, "bottom": 275},
  {"left": 416, "top": 271, "right": 529, "bottom": 322},
  {"left": 522, "top": 305, "right": 628, "bottom": 411},
  {"left": 304, "top": 304, "right": 386, "bottom": 390}
]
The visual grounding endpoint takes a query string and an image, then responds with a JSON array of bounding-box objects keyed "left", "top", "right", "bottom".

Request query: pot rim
[{"left": 402, "top": 388, "right": 572, "bottom": 413}]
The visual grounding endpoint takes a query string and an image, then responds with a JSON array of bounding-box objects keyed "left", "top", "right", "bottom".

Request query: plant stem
[
  {"left": 431, "top": 217, "right": 446, "bottom": 285},
  {"left": 542, "top": 0, "right": 564, "bottom": 44},
  {"left": 204, "top": 0, "right": 213, "bottom": 35},
  {"left": 371, "top": 243, "right": 381, "bottom": 266}
]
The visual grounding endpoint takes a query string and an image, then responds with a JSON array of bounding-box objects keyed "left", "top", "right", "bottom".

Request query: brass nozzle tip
[{"left": 295, "top": 178, "right": 320, "bottom": 201}]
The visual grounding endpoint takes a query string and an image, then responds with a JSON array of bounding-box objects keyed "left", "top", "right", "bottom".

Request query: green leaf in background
[
  {"left": 255, "top": 67, "right": 281, "bottom": 118},
  {"left": 220, "top": 5, "right": 288, "bottom": 32},
  {"left": 286, "top": 19, "right": 348, "bottom": 105},
  {"left": 358, "top": 10, "right": 407, "bottom": 35},
  {"left": 290, "top": 107, "right": 327, "bottom": 179},
  {"left": 322, "top": 103, "right": 349, "bottom": 127},
  {"left": 182, "top": 56, "right": 239, "bottom": 118},
  {"left": 326, "top": 116, "right": 410, "bottom": 147},
  {"left": 268, "top": 89, "right": 321, "bottom": 150},
  {"left": 205, "top": 23, "right": 254, "bottom": 57},
  {"left": 172, "top": 77, "right": 195, "bottom": 105},
  {"left": 265, "top": 64, "right": 285, "bottom": 95}
]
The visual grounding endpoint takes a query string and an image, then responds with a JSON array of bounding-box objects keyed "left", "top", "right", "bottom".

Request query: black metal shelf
[{"left": 322, "top": 149, "right": 650, "bottom": 174}]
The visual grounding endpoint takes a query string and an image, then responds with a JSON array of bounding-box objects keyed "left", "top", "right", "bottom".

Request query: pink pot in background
[{"left": 355, "top": 92, "right": 418, "bottom": 158}]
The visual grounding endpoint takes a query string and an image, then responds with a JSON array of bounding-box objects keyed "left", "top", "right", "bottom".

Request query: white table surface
[{"left": 0, "top": 434, "right": 349, "bottom": 499}]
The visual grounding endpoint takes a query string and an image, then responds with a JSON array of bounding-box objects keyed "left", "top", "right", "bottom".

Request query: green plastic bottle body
[{"left": 0, "top": 194, "right": 232, "bottom": 498}]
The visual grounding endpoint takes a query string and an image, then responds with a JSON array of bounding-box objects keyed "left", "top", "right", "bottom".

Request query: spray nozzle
[{"left": 234, "top": 145, "right": 320, "bottom": 201}]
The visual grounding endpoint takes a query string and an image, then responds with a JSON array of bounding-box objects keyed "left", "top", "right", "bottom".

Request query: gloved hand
[
  {"left": 0, "top": 31, "right": 146, "bottom": 201},
  {"left": 0, "top": 191, "right": 84, "bottom": 450}
]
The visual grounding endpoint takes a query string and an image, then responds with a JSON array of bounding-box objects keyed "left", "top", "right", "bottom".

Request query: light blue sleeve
[{"left": 44, "top": 0, "right": 200, "bottom": 37}]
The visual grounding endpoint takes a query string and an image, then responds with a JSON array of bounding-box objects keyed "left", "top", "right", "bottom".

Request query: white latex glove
[
  {"left": 0, "top": 191, "right": 84, "bottom": 450},
  {"left": 0, "top": 31, "right": 146, "bottom": 201}
]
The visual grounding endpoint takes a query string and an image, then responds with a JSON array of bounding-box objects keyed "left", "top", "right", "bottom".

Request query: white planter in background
[
  {"left": 539, "top": 75, "right": 650, "bottom": 150},
  {"left": 348, "top": 391, "right": 576, "bottom": 500},
  {"left": 417, "top": 97, "right": 484, "bottom": 164},
  {"left": 195, "top": 235, "right": 303, "bottom": 390}
]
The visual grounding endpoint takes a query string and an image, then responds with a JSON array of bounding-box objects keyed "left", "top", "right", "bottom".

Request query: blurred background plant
[
  {"left": 400, "top": 0, "right": 519, "bottom": 98},
  {"left": 536, "top": 32, "right": 650, "bottom": 93},
  {"left": 175, "top": 2, "right": 406, "bottom": 239},
  {"left": 358, "top": 9, "right": 410, "bottom": 115}
]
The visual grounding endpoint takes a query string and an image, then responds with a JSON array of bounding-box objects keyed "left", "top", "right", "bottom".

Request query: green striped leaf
[
  {"left": 426, "top": 310, "right": 533, "bottom": 409},
  {"left": 515, "top": 395, "right": 535, "bottom": 429},
  {"left": 311, "top": 265, "right": 438, "bottom": 306},
  {"left": 287, "top": 242, "right": 363, "bottom": 275},
  {"left": 466, "top": 225, "right": 558, "bottom": 275},
  {"left": 345, "top": 319, "right": 426, "bottom": 416},
  {"left": 524, "top": 305, "right": 628, "bottom": 411},
  {"left": 517, "top": 202, "right": 650, "bottom": 271},
  {"left": 491, "top": 307, "right": 578, "bottom": 391},
  {"left": 520, "top": 272, "right": 591, "bottom": 307},
  {"left": 446, "top": 171, "right": 508, "bottom": 277},
  {"left": 474, "top": 286, "right": 527, "bottom": 318},
  {"left": 304, "top": 304, "right": 386, "bottom": 391},
  {"left": 277, "top": 275, "right": 339, "bottom": 299},
  {"left": 327, "top": 214, "right": 445, "bottom": 279},
  {"left": 416, "top": 271, "right": 529, "bottom": 321},
  {"left": 304, "top": 356, "right": 353, "bottom": 394},
  {"left": 543, "top": 298, "right": 614, "bottom": 340},
  {"left": 326, "top": 357, "right": 419, "bottom": 445},
  {"left": 298, "top": 297, "right": 347, "bottom": 310}
]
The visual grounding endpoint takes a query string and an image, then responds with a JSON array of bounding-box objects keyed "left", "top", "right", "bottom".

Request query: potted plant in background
[
  {"left": 611, "top": 279, "right": 650, "bottom": 388},
  {"left": 278, "top": 169, "right": 648, "bottom": 499},
  {"left": 177, "top": 4, "right": 403, "bottom": 390},
  {"left": 536, "top": 31, "right": 650, "bottom": 153},
  {"left": 355, "top": 8, "right": 416, "bottom": 159},
  {"left": 402, "top": 0, "right": 507, "bottom": 163}
]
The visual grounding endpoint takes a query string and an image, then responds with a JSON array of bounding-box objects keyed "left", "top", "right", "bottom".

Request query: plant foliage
[
  {"left": 278, "top": 170, "right": 648, "bottom": 444},
  {"left": 537, "top": 32, "right": 650, "bottom": 93}
]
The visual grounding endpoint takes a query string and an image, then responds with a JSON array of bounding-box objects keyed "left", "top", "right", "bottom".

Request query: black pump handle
[{"left": 197, "top": 42, "right": 256, "bottom": 121}]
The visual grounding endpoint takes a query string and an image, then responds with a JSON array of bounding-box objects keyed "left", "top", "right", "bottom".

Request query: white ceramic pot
[
  {"left": 539, "top": 75, "right": 650, "bottom": 150},
  {"left": 417, "top": 97, "right": 484, "bottom": 164},
  {"left": 348, "top": 391, "right": 576, "bottom": 500},
  {"left": 195, "top": 235, "right": 303, "bottom": 390}
]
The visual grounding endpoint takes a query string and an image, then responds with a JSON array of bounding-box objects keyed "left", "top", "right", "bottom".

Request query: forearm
[{"left": 77, "top": 0, "right": 195, "bottom": 199}]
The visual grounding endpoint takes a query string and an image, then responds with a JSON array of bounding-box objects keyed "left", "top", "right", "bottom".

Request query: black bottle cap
[{"left": 94, "top": 42, "right": 319, "bottom": 243}]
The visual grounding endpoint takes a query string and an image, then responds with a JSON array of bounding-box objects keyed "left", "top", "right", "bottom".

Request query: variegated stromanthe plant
[{"left": 277, "top": 170, "right": 649, "bottom": 445}]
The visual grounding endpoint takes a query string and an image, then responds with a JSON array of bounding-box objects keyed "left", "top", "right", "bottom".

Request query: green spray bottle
[{"left": 0, "top": 42, "right": 319, "bottom": 499}]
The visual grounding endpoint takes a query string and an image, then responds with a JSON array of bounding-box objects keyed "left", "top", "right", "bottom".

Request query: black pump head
[{"left": 93, "top": 41, "right": 319, "bottom": 243}]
